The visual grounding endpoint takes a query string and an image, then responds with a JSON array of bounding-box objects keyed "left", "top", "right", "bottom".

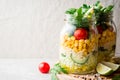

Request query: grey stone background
[{"left": 0, "top": 0, "right": 119, "bottom": 58}]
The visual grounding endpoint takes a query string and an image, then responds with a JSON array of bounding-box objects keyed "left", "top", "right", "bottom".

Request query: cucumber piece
[{"left": 70, "top": 53, "right": 89, "bottom": 65}]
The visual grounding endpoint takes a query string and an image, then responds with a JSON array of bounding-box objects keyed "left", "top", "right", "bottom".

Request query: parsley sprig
[
  {"left": 50, "top": 63, "right": 68, "bottom": 80},
  {"left": 65, "top": 1, "right": 114, "bottom": 27},
  {"left": 65, "top": 4, "right": 93, "bottom": 28},
  {"left": 94, "top": 1, "right": 114, "bottom": 24}
]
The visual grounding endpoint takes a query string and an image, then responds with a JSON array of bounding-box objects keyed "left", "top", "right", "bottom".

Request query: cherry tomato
[
  {"left": 97, "top": 25, "right": 103, "bottom": 34},
  {"left": 38, "top": 62, "right": 50, "bottom": 73},
  {"left": 74, "top": 28, "right": 88, "bottom": 40}
]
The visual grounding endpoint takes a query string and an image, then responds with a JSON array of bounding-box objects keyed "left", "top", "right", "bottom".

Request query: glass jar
[
  {"left": 59, "top": 8, "right": 98, "bottom": 74},
  {"left": 97, "top": 12, "right": 117, "bottom": 62}
]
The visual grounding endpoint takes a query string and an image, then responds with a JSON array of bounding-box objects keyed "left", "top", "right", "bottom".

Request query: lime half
[
  {"left": 102, "top": 61, "right": 120, "bottom": 71},
  {"left": 96, "top": 63, "right": 113, "bottom": 75}
]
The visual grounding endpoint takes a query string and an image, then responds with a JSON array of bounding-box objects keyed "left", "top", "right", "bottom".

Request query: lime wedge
[
  {"left": 96, "top": 63, "right": 113, "bottom": 75},
  {"left": 102, "top": 61, "right": 120, "bottom": 71}
]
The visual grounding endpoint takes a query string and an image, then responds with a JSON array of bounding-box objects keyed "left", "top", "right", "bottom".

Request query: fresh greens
[
  {"left": 65, "top": 8, "right": 77, "bottom": 14},
  {"left": 65, "top": 1, "right": 114, "bottom": 27},
  {"left": 103, "top": 5, "right": 114, "bottom": 13},
  {"left": 65, "top": 4, "right": 93, "bottom": 28},
  {"left": 50, "top": 63, "right": 67, "bottom": 80},
  {"left": 94, "top": 1, "right": 114, "bottom": 13},
  {"left": 94, "top": 1, "right": 114, "bottom": 24}
]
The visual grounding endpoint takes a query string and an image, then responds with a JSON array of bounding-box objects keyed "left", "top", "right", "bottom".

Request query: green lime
[
  {"left": 102, "top": 61, "right": 120, "bottom": 71},
  {"left": 96, "top": 63, "right": 113, "bottom": 75}
]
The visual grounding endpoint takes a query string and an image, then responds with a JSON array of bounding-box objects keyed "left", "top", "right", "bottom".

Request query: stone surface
[{"left": 0, "top": 0, "right": 119, "bottom": 58}]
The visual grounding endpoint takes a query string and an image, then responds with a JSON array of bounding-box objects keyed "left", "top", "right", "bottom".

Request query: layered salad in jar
[
  {"left": 59, "top": 4, "right": 98, "bottom": 74},
  {"left": 50, "top": 1, "right": 119, "bottom": 80},
  {"left": 94, "top": 1, "right": 116, "bottom": 62}
]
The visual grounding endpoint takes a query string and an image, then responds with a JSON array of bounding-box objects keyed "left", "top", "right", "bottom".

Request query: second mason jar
[{"left": 94, "top": 2, "right": 117, "bottom": 62}]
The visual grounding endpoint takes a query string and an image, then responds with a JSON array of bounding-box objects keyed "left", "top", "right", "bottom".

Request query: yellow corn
[
  {"left": 108, "top": 31, "right": 112, "bottom": 36},
  {"left": 64, "top": 35, "right": 68, "bottom": 40},
  {"left": 67, "top": 37, "right": 71, "bottom": 41},
  {"left": 83, "top": 51, "right": 88, "bottom": 56},
  {"left": 111, "top": 32, "right": 116, "bottom": 37},
  {"left": 82, "top": 66, "right": 87, "bottom": 72},
  {"left": 89, "top": 43, "right": 94, "bottom": 49},
  {"left": 88, "top": 48, "right": 91, "bottom": 52},
  {"left": 107, "top": 37, "right": 110, "bottom": 42},
  {"left": 98, "top": 34, "right": 101, "bottom": 38},
  {"left": 74, "top": 40, "right": 78, "bottom": 47},
  {"left": 91, "top": 38, "right": 95, "bottom": 43},
  {"left": 82, "top": 49, "right": 87, "bottom": 52},
  {"left": 71, "top": 44, "right": 74, "bottom": 49},
  {"left": 70, "top": 40, "right": 74, "bottom": 44},
  {"left": 102, "top": 30, "right": 107, "bottom": 37},
  {"left": 101, "top": 37, "right": 105, "bottom": 42},
  {"left": 79, "top": 39, "right": 84, "bottom": 44},
  {"left": 79, "top": 39, "right": 84, "bottom": 47},
  {"left": 73, "top": 47, "right": 78, "bottom": 53},
  {"left": 75, "top": 40, "right": 79, "bottom": 43},
  {"left": 85, "top": 39, "right": 90, "bottom": 45},
  {"left": 70, "top": 36, "right": 75, "bottom": 40},
  {"left": 83, "top": 44, "right": 87, "bottom": 49},
  {"left": 78, "top": 46, "right": 82, "bottom": 51}
]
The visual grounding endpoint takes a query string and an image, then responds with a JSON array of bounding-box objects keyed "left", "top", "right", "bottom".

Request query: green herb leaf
[
  {"left": 77, "top": 7, "right": 83, "bottom": 18},
  {"left": 61, "top": 53, "right": 66, "bottom": 57},
  {"left": 51, "top": 73, "right": 58, "bottom": 80},
  {"left": 94, "top": 1, "right": 114, "bottom": 24},
  {"left": 65, "top": 3, "right": 93, "bottom": 28},
  {"left": 82, "top": 4, "right": 91, "bottom": 14},
  {"left": 50, "top": 63, "right": 68, "bottom": 80},
  {"left": 54, "top": 63, "right": 68, "bottom": 74},
  {"left": 103, "top": 5, "right": 114, "bottom": 13},
  {"left": 65, "top": 8, "right": 77, "bottom": 14},
  {"left": 94, "top": 1, "right": 100, "bottom": 6}
]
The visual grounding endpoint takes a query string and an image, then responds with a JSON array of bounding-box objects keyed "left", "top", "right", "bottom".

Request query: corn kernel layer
[
  {"left": 61, "top": 35, "right": 97, "bottom": 54},
  {"left": 98, "top": 29, "right": 116, "bottom": 46}
]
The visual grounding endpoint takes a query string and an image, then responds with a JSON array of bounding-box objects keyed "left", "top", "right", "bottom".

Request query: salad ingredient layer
[
  {"left": 74, "top": 28, "right": 88, "bottom": 40},
  {"left": 62, "top": 34, "right": 97, "bottom": 54}
]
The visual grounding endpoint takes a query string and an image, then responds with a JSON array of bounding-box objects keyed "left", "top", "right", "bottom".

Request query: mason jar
[
  {"left": 97, "top": 12, "right": 117, "bottom": 62},
  {"left": 59, "top": 8, "right": 98, "bottom": 74}
]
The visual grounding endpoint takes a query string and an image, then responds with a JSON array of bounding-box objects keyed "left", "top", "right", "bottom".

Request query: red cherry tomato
[
  {"left": 74, "top": 28, "right": 88, "bottom": 40},
  {"left": 38, "top": 62, "right": 50, "bottom": 73},
  {"left": 97, "top": 25, "right": 103, "bottom": 34}
]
